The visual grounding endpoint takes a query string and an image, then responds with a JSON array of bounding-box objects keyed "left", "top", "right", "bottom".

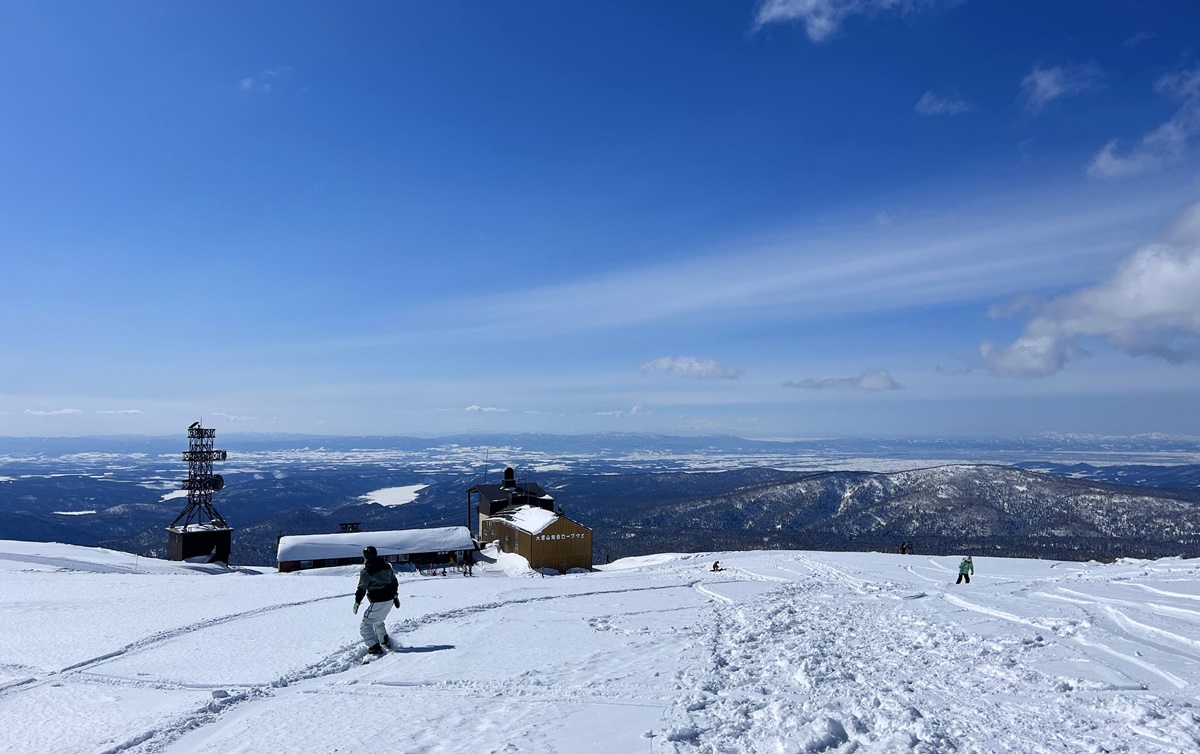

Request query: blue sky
[{"left": 2, "top": 0, "right": 1200, "bottom": 438}]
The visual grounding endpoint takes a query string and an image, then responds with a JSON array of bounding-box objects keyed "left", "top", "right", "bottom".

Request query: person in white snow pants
[
  {"left": 359, "top": 599, "right": 392, "bottom": 647},
  {"left": 353, "top": 545, "right": 400, "bottom": 655}
]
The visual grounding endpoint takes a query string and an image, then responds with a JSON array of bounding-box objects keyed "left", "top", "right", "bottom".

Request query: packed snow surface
[
  {"left": 495, "top": 504, "right": 560, "bottom": 534},
  {"left": 2, "top": 541, "right": 1200, "bottom": 753}
]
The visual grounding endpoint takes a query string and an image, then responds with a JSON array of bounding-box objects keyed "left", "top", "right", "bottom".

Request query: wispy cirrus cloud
[
  {"left": 1021, "top": 63, "right": 1104, "bottom": 113},
  {"left": 640, "top": 356, "right": 744, "bottom": 379},
  {"left": 914, "top": 91, "right": 971, "bottom": 116},
  {"left": 464, "top": 405, "right": 508, "bottom": 413},
  {"left": 753, "top": 0, "right": 955, "bottom": 41},
  {"left": 212, "top": 412, "right": 254, "bottom": 422},
  {"left": 24, "top": 408, "right": 82, "bottom": 416},
  {"left": 97, "top": 409, "right": 144, "bottom": 415},
  {"left": 981, "top": 201, "right": 1200, "bottom": 377},
  {"left": 1088, "top": 65, "right": 1200, "bottom": 179},
  {"left": 783, "top": 369, "right": 903, "bottom": 390},
  {"left": 1124, "top": 31, "right": 1155, "bottom": 48},
  {"left": 316, "top": 188, "right": 1179, "bottom": 354}
]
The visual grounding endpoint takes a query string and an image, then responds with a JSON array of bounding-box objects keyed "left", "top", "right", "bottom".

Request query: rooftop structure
[
  {"left": 467, "top": 466, "right": 554, "bottom": 538},
  {"left": 277, "top": 526, "right": 475, "bottom": 572}
]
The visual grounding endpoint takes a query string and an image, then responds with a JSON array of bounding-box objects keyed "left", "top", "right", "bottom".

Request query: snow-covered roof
[
  {"left": 490, "top": 505, "right": 559, "bottom": 535},
  {"left": 277, "top": 526, "right": 474, "bottom": 562}
]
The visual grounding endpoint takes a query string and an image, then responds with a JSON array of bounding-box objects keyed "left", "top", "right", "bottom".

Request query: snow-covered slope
[{"left": 2, "top": 541, "right": 1199, "bottom": 753}]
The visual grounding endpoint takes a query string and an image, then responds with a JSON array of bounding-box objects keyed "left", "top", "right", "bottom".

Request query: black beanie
[{"left": 363, "top": 546, "right": 377, "bottom": 558}]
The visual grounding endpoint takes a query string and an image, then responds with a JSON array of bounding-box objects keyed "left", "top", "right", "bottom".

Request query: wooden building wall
[
  {"left": 524, "top": 517, "right": 592, "bottom": 572},
  {"left": 483, "top": 515, "right": 593, "bottom": 572}
]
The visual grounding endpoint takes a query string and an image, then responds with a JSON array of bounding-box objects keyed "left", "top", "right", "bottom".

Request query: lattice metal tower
[{"left": 166, "top": 422, "right": 232, "bottom": 563}]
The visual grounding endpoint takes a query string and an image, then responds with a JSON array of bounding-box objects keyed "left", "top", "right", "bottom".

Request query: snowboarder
[
  {"left": 711, "top": 561, "right": 723, "bottom": 572},
  {"left": 955, "top": 556, "right": 974, "bottom": 585},
  {"left": 353, "top": 546, "right": 400, "bottom": 655}
]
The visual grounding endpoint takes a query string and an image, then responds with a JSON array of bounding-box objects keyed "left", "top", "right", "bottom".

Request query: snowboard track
[{"left": 100, "top": 581, "right": 700, "bottom": 754}]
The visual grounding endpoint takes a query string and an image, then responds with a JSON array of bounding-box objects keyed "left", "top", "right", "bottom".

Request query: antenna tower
[{"left": 166, "top": 422, "right": 233, "bottom": 563}]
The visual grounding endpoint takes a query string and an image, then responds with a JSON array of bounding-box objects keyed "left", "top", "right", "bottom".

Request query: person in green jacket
[
  {"left": 955, "top": 556, "right": 974, "bottom": 585},
  {"left": 353, "top": 546, "right": 400, "bottom": 655}
]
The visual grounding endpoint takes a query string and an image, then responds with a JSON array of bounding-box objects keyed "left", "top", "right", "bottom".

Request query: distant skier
[
  {"left": 353, "top": 546, "right": 400, "bottom": 655},
  {"left": 711, "top": 561, "right": 723, "bottom": 572},
  {"left": 955, "top": 556, "right": 974, "bottom": 585},
  {"left": 464, "top": 548, "right": 475, "bottom": 576}
]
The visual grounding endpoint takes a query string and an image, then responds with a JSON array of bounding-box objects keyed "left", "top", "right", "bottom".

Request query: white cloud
[
  {"left": 987, "top": 293, "right": 1041, "bottom": 320},
  {"left": 981, "top": 201, "right": 1200, "bottom": 377},
  {"left": 464, "top": 405, "right": 508, "bottom": 413},
  {"left": 754, "top": 0, "right": 953, "bottom": 42},
  {"left": 97, "top": 409, "right": 144, "bottom": 415},
  {"left": 782, "top": 369, "right": 903, "bottom": 390},
  {"left": 593, "top": 406, "right": 646, "bottom": 417},
  {"left": 316, "top": 187, "right": 1180, "bottom": 352},
  {"left": 1124, "top": 31, "right": 1155, "bottom": 48},
  {"left": 640, "top": 356, "right": 744, "bottom": 379},
  {"left": 239, "top": 67, "right": 294, "bottom": 94},
  {"left": 914, "top": 91, "right": 971, "bottom": 116},
  {"left": 212, "top": 412, "right": 254, "bottom": 422},
  {"left": 1087, "top": 65, "right": 1200, "bottom": 179},
  {"left": 24, "top": 408, "right": 82, "bottom": 416},
  {"left": 1021, "top": 63, "right": 1104, "bottom": 113}
]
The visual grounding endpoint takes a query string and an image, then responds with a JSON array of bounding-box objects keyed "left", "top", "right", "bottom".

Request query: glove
[
  {"left": 393, "top": 597, "right": 400, "bottom": 608},
  {"left": 352, "top": 601, "right": 360, "bottom": 615}
]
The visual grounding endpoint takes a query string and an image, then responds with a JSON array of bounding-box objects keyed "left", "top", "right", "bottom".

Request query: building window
[
  {"left": 300, "top": 560, "right": 313, "bottom": 569},
  {"left": 324, "top": 559, "right": 339, "bottom": 567}
]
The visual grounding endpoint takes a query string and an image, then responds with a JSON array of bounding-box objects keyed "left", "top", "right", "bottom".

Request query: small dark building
[
  {"left": 167, "top": 524, "right": 232, "bottom": 563},
  {"left": 467, "top": 467, "right": 554, "bottom": 539}
]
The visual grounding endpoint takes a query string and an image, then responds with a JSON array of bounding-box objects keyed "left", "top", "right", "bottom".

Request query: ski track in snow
[
  {"left": 0, "top": 594, "right": 349, "bottom": 702},
  {"left": 4, "top": 544, "right": 1200, "bottom": 753},
  {"left": 655, "top": 556, "right": 1200, "bottom": 753},
  {"left": 0, "top": 552, "right": 143, "bottom": 574},
  {"left": 62, "top": 581, "right": 701, "bottom": 754}
]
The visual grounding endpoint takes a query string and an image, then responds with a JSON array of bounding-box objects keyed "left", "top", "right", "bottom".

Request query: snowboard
[
  {"left": 362, "top": 649, "right": 388, "bottom": 665},
  {"left": 361, "top": 641, "right": 399, "bottom": 664}
]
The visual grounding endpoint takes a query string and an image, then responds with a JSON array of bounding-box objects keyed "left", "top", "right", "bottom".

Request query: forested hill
[{"left": 589, "top": 464, "right": 1200, "bottom": 561}]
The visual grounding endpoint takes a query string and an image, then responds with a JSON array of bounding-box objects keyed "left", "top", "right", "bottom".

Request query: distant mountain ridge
[
  {"left": 4, "top": 431, "right": 1200, "bottom": 564},
  {"left": 614, "top": 464, "right": 1200, "bottom": 561}
]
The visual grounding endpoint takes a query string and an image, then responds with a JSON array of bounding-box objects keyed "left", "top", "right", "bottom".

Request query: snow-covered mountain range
[
  {"left": 2, "top": 539, "right": 1199, "bottom": 753},
  {"left": 622, "top": 464, "right": 1200, "bottom": 561},
  {"left": 4, "top": 433, "right": 1200, "bottom": 565}
]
